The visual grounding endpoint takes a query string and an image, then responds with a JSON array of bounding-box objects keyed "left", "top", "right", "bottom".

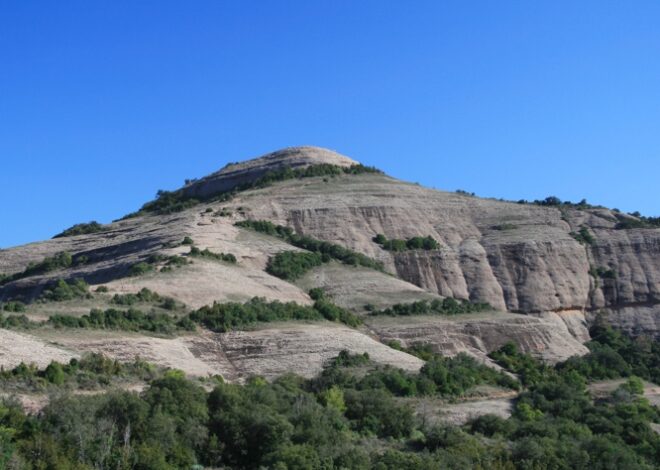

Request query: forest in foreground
[{"left": 1, "top": 324, "right": 659, "bottom": 469}]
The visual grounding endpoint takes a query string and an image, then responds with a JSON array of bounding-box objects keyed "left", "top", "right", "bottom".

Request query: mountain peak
[{"left": 181, "top": 146, "right": 359, "bottom": 199}]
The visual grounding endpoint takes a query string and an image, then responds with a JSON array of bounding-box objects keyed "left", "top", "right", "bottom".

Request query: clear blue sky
[{"left": 1, "top": 1, "right": 659, "bottom": 248}]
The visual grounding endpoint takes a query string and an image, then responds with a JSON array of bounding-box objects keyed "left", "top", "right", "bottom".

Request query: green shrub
[
  {"left": 128, "top": 262, "right": 154, "bottom": 277},
  {"left": 53, "top": 221, "right": 106, "bottom": 238},
  {"left": 492, "top": 223, "right": 517, "bottom": 231},
  {"left": 44, "top": 362, "right": 65, "bottom": 385},
  {"left": 236, "top": 220, "right": 384, "bottom": 272},
  {"left": 266, "top": 251, "right": 323, "bottom": 280},
  {"left": 420, "top": 353, "right": 519, "bottom": 395},
  {"left": 369, "top": 298, "right": 492, "bottom": 317},
  {"left": 188, "top": 246, "right": 237, "bottom": 263},
  {"left": 0, "top": 313, "right": 36, "bottom": 329},
  {"left": 589, "top": 266, "right": 617, "bottom": 280},
  {"left": 373, "top": 234, "right": 440, "bottom": 251},
  {"left": 489, "top": 342, "right": 552, "bottom": 386},
  {"left": 2, "top": 301, "right": 26, "bottom": 313},
  {"left": 0, "top": 252, "right": 75, "bottom": 285},
  {"left": 308, "top": 287, "right": 325, "bottom": 301},
  {"left": 326, "top": 350, "right": 370, "bottom": 369},
  {"left": 41, "top": 279, "right": 91, "bottom": 302},
  {"left": 48, "top": 307, "right": 192, "bottom": 335},
  {"left": 571, "top": 227, "right": 596, "bottom": 245},
  {"left": 110, "top": 288, "right": 180, "bottom": 311},
  {"left": 188, "top": 297, "right": 360, "bottom": 332},
  {"left": 616, "top": 214, "right": 660, "bottom": 229},
  {"left": 344, "top": 388, "right": 415, "bottom": 438}
]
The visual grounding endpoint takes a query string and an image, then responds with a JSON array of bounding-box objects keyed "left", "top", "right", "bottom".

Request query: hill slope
[{"left": 1, "top": 146, "right": 658, "bottom": 378}]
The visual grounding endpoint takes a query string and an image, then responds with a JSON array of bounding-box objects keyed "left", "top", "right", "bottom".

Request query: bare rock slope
[{"left": 1, "top": 146, "right": 657, "bottom": 377}]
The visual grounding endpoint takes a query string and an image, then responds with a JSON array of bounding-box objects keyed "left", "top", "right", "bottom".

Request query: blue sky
[{"left": 1, "top": 1, "right": 659, "bottom": 248}]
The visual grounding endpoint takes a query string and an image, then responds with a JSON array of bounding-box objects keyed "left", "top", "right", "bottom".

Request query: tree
[{"left": 44, "top": 361, "right": 65, "bottom": 385}]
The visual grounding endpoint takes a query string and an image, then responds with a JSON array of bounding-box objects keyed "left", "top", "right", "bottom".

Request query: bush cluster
[
  {"left": 517, "top": 196, "right": 595, "bottom": 209},
  {"left": 122, "top": 163, "right": 382, "bottom": 219},
  {"left": 188, "top": 246, "right": 237, "bottom": 263},
  {"left": 41, "top": 278, "right": 91, "bottom": 302},
  {"left": 188, "top": 296, "right": 361, "bottom": 332},
  {"left": 111, "top": 287, "right": 180, "bottom": 311},
  {"left": 0, "top": 252, "right": 87, "bottom": 286},
  {"left": 0, "top": 353, "right": 158, "bottom": 391},
  {"left": 312, "top": 351, "right": 518, "bottom": 399},
  {"left": 0, "top": 313, "right": 34, "bottom": 329},
  {"left": 1, "top": 301, "right": 26, "bottom": 313},
  {"left": 266, "top": 251, "right": 324, "bottom": 280},
  {"left": 373, "top": 233, "right": 440, "bottom": 251},
  {"left": 236, "top": 219, "right": 384, "bottom": 278},
  {"left": 48, "top": 307, "right": 193, "bottom": 334},
  {"left": 589, "top": 265, "right": 617, "bottom": 280},
  {"left": 570, "top": 226, "right": 596, "bottom": 245},
  {"left": 615, "top": 214, "right": 660, "bottom": 229},
  {"left": 53, "top": 221, "right": 106, "bottom": 238},
  {"left": 368, "top": 298, "right": 492, "bottom": 317}
]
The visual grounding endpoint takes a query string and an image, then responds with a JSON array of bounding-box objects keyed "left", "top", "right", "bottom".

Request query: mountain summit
[
  {"left": 0, "top": 146, "right": 658, "bottom": 382},
  {"left": 181, "top": 146, "right": 359, "bottom": 199}
]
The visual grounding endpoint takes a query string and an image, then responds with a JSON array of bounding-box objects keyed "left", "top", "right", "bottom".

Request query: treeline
[
  {"left": 236, "top": 219, "right": 384, "bottom": 280},
  {"left": 123, "top": 163, "right": 382, "bottom": 218},
  {"left": 1, "top": 295, "right": 360, "bottom": 335},
  {"left": 372, "top": 233, "right": 440, "bottom": 251},
  {"left": 2, "top": 324, "right": 659, "bottom": 469},
  {"left": 189, "top": 295, "right": 361, "bottom": 332},
  {"left": 0, "top": 353, "right": 158, "bottom": 392},
  {"left": 1, "top": 307, "right": 193, "bottom": 335},
  {"left": 367, "top": 298, "right": 492, "bottom": 316},
  {"left": 513, "top": 196, "right": 660, "bottom": 230},
  {"left": 49, "top": 307, "right": 195, "bottom": 335},
  {"left": 0, "top": 252, "right": 88, "bottom": 286},
  {"left": 615, "top": 214, "right": 660, "bottom": 230}
]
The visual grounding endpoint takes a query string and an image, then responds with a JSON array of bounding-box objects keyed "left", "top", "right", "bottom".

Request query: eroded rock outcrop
[{"left": 1, "top": 146, "right": 658, "bottom": 377}]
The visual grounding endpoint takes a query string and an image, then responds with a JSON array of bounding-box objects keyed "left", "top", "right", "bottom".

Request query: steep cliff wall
[{"left": 235, "top": 170, "right": 659, "bottom": 325}]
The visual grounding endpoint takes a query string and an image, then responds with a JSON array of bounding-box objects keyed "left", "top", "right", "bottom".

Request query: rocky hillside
[{"left": 0, "top": 146, "right": 658, "bottom": 379}]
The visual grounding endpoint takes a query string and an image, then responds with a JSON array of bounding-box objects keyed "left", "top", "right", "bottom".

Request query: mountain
[{"left": 1, "top": 146, "right": 658, "bottom": 380}]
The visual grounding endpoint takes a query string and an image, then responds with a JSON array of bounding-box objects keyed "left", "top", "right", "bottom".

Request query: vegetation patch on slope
[
  {"left": 111, "top": 287, "right": 182, "bottom": 311},
  {"left": 236, "top": 220, "right": 384, "bottom": 280},
  {"left": 53, "top": 221, "right": 106, "bottom": 238},
  {"left": 615, "top": 213, "right": 660, "bottom": 229},
  {"left": 570, "top": 226, "right": 596, "bottom": 245},
  {"left": 2, "top": 325, "right": 659, "bottom": 469},
  {"left": 122, "top": 163, "right": 381, "bottom": 219},
  {"left": 366, "top": 298, "right": 492, "bottom": 316},
  {"left": 0, "top": 252, "right": 88, "bottom": 286},
  {"left": 0, "top": 353, "right": 159, "bottom": 392},
  {"left": 266, "top": 251, "right": 324, "bottom": 280},
  {"left": 189, "top": 296, "right": 361, "bottom": 332},
  {"left": 41, "top": 278, "right": 91, "bottom": 302},
  {"left": 48, "top": 308, "right": 194, "bottom": 335},
  {"left": 188, "top": 246, "right": 237, "bottom": 264},
  {"left": 372, "top": 233, "right": 440, "bottom": 251}
]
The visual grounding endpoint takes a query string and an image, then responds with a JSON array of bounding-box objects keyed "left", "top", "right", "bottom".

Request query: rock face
[
  {"left": 232, "top": 158, "right": 659, "bottom": 323},
  {"left": 0, "top": 146, "right": 658, "bottom": 378},
  {"left": 370, "top": 312, "right": 589, "bottom": 364}
]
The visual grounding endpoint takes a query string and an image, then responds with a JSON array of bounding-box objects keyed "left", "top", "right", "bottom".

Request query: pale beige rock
[
  {"left": 0, "top": 329, "right": 77, "bottom": 368},
  {"left": 1, "top": 146, "right": 659, "bottom": 378},
  {"left": 368, "top": 312, "right": 589, "bottom": 363}
]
